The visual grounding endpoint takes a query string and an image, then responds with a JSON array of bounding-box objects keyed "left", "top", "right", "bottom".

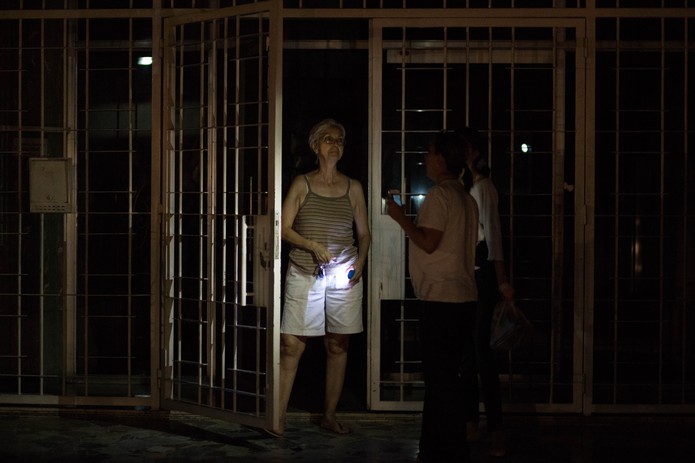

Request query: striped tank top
[{"left": 289, "top": 175, "right": 358, "bottom": 275}]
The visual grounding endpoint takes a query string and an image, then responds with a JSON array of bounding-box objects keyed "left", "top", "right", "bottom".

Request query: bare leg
[
  {"left": 278, "top": 333, "right": 306, "bottom": 435},
  {"left": 321, "top": 332, "right": 351, "bottom": 434}
]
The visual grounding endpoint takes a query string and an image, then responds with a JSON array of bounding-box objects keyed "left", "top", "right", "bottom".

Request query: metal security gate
[
  {"left": 160, "top": 3, "right": 283, "bottom": 431},
  {"left": 2, "top": 3, "right": 694, "bottom": 420},
  {"left": 368, "top": 18, "right": 586, "bottom": 413},
  {"left": 0, "top": 10, "right": 158, "bottom": 407}
]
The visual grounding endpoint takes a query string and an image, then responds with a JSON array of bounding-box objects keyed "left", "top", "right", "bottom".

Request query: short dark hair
[
  {"left": 432, "top": 131, "right": 473, "bottom": 192},
  {"left": 433, "top": 131, "right": 466, "bottom": 174}
]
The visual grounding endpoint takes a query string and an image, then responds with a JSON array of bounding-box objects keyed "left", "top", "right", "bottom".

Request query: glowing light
[
  {"left": 138, "top": 56, "right": 153, "bottom": 66},
  {"left": 520, "top": 143, "right": 531, "bottom": 153}
]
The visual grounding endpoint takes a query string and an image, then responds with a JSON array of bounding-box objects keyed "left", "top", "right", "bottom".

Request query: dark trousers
[
  {"left": 418, "top": 300, "right": 477, "bottom": 463},
  {"left": 461, "top": 260, "right": 504, "bottom": 432}
]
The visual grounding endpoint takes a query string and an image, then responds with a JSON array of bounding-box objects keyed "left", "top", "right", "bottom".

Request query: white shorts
[{"left": 281, "top": 262, "right": 364, "bottom": 336}]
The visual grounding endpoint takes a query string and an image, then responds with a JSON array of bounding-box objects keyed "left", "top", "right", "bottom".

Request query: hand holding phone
[{"left": 388, "top": 189, "right": 402, "bottom": 206}]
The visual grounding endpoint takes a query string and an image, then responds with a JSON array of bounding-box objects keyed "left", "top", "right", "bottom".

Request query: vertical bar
[
  {"left": 487, "top": 27, "right": 493, "bottom": 155},
  {"left": 150, "top": 0, "right": 163, "bottom": 409},
  {"left": 506, "top": 25, "right": 516, "bottom": 395},
  {"left": 83, "top": 17, "right": 91, "bottom": 395},
  {"left": 681, "top": 17, "right": 689, "bottom": 404},
  {"left": 612, "top": 17, "right": 620, "bottom": 405},
  {"left": 257, "top": 14, "right": 264, "bottom": 216},
  {"left": 17, "top": 16, "right": 24, "bottom": 396},
  {"left": 367, "top": 17, "right": 384, "bottom": 410},
  {"left": 176, "top": 23, "right": 185, "bottom": 403},
  {"left": 658, "top": 16, "right": 665, "bottom": 404},
  {"left": 163, "top": 16, "right": 181, "bottom": 404},
  {"left": 464, "top": 25, "right": 470, "bottom": 125},
  {"left": 399, "top": 28, "right": 407, "bottom": 404},
  {"left": 197, "top": 20, "right": 205, "bottom": 406},
  {"left": 128, "top": 15, "right": 134, "bottom": 398},
  {"left": 399, "top": 27, "right": 406, "bottom": 195},
  {"left": 232, "top": 12, "right": 241, "bottom": 413},
  {"left": 256, "top": 15, "right": 265, "bottom": 413},
  {"left": 442, "top": 27, "right": 448, "bottom": 129},
  {"left": 550, "top": 25, "right": 567, "bottom": 405},
  {"left": 240, "top": 219, "right": 247, "bottom": 307},
  {"left": 219, "top": 13, "right": 229, "bottom": 413},
  {"left": 580, "top": 7, "right": 596, "bottom": 414},
  {"left": 399, "top": 304, "right": 405, "bottom": 400},
  {"left": 206, "top": 17, "right": 218, "bottom": 405},
  {"left": 39, "top": 17, "right": 46, "bottom": 394},
  {"left": 65, "top": 14, "right": 78, "bottom": 389}
]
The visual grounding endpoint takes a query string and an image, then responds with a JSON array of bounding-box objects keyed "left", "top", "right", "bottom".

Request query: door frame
[{"left": 367, "top": 16, "right": 592, "bottom": 414}]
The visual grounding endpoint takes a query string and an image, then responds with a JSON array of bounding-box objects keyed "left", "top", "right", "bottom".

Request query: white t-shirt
[
  {"left": 470, "top": 176, "right": 505, "bottom": 262},
  {"left": 408, "top": 179, "right": 479, "bottom": 303}
]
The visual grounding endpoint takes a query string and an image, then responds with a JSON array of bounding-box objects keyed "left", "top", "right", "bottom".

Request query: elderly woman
[{"left": 276, "top": 118, "right": 371, "bottom": 436}]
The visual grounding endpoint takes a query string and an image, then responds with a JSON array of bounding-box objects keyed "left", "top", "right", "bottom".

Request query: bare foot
[
  {"left": 261, "top": 428, "right": 284, "bottom": 438},
  {"left": 320, "top": 417, "right": 352, "bottom": 435}
]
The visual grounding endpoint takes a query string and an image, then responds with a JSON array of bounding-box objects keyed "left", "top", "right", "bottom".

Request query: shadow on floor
[{"left": 1, "top": 409, "right": 694, "bottom": 462}]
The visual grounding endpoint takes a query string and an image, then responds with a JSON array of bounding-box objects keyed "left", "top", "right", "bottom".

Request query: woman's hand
[
  {"left": 347, "top": 262, "right": 364, "bottom": 284},
  {"left": 499, "top": 282, "right": 515, "bottom": 301},
  {"left": 385, "top": 195, "right": 406, "bottom": 221},
  {"left": 385, "top": 194, "right": 441, "bottom": 254},
  {"left": 311, "top": 242, "right": 334, "bottom": 265}
]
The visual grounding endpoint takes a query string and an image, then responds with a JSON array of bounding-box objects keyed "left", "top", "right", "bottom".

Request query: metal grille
[
  {"left": 1, "top": 3, "right": 694, "bottom": 417},
  {"left": 0, "top": 14, "right": 154, "bottom": 405},
  {"left": 370, "top": 21, "right": 579, "bottom": 411},
  {"left": 0, "top": 18, "right": 69, "bottom": 399},
  {"left": 69, "top": 17, "right": 154, "bottom": 399},
  {"left": 592, "top": 16, "right": 695, "bottom": 409},
  {"left": 161, "top": 9, "right": 275, "bottom": 424}
]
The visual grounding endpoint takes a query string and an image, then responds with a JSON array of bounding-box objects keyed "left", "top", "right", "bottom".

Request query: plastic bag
[{"left": 490, "top": 299, "right": 533, "bottom": 352}]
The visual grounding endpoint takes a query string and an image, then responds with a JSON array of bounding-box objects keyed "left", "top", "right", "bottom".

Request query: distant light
[
  {"left": 138, "top": 56, "right": 153, "bottom": 66},
  {"left": 520, "top": 143, "right": 531, "bottom": 153}
]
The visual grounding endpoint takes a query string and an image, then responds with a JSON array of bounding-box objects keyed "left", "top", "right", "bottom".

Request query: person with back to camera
[
  {"left": 385, "top": 131, "right": 479, "bottom": 463},
  {"left": 275, "top": 118, "right": 371, "bottom": 437},
  {"left": 458, "top": 127, "right": 515, "bottom": 458}
]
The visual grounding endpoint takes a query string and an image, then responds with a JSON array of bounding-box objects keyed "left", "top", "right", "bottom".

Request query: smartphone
[{"left": 388, "top": 189, "right": 402, "bottom": 206}]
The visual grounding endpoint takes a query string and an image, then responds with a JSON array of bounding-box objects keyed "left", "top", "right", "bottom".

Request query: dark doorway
[{"left": 281, "top": 47, "right": 370, "bottom": 412}]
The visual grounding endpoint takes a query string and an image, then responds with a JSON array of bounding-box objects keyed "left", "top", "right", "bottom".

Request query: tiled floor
[{"left": 1, "top": 409, "right": 694, "bottom": 462}]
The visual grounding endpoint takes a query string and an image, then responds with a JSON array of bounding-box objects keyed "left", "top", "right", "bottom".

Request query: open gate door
[{"left": 160, "top": 2, "right": 282, "bottom": 432}]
